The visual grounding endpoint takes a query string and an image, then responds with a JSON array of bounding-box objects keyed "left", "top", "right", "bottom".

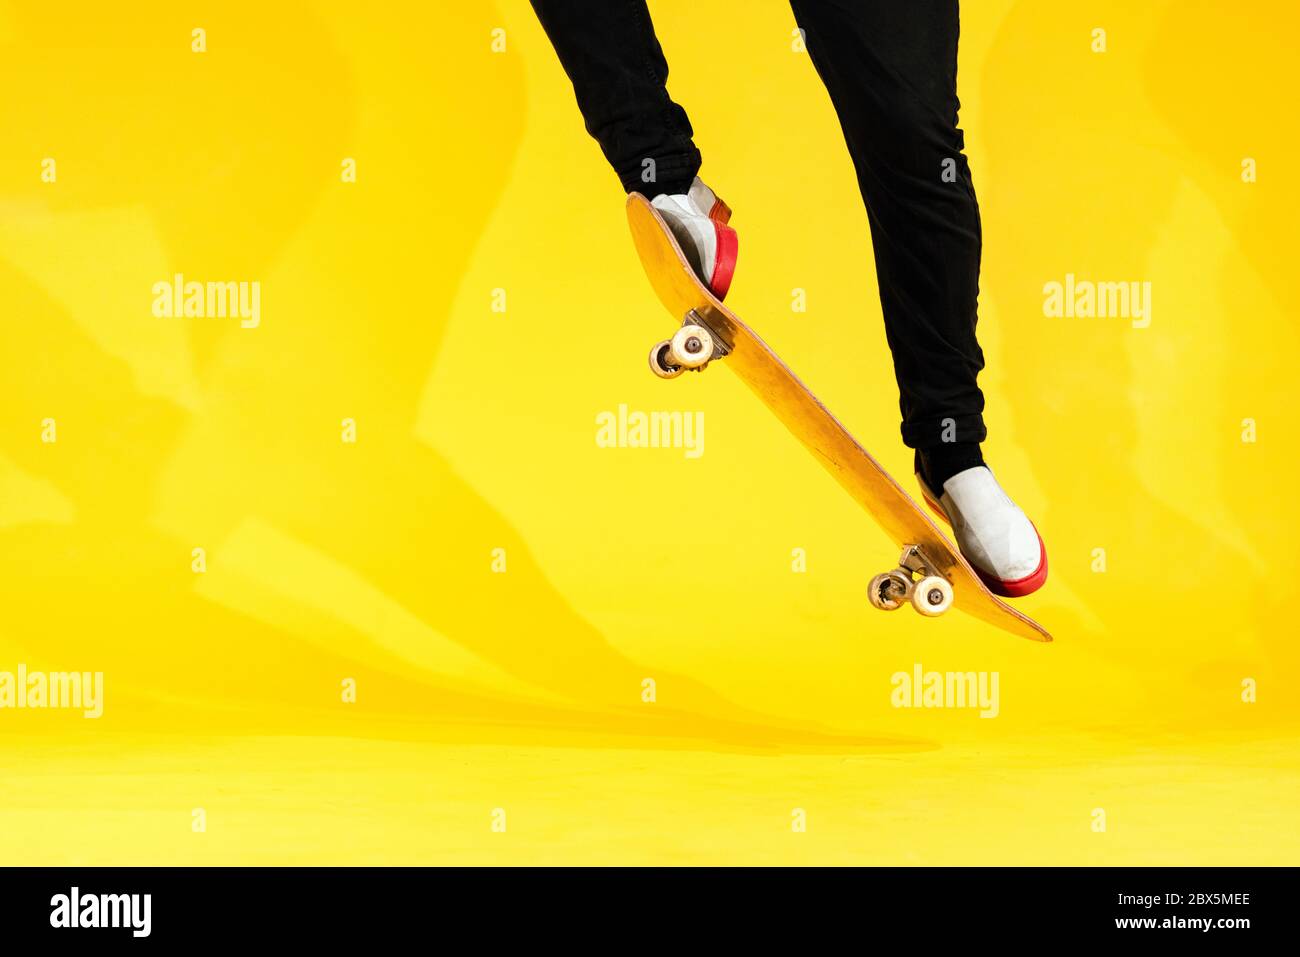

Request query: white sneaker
[
  {"left": 917, "top": 466, "right": 1048, "bottom": 597},
  {"left": 686, "top": 178, "right": 732, "bottom": 225},
  {"left": 651, "top": 177, "right": 738, "bottom": 299}
]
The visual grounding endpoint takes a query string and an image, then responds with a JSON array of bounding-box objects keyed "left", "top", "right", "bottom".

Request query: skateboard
[{"left": 626, "top": 193, "right": 1051, "bottom": 643}]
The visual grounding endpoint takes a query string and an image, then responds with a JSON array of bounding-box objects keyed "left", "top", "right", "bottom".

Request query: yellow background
[{"left": 1, "top": 0, "right": 1296, "bottom": 864}]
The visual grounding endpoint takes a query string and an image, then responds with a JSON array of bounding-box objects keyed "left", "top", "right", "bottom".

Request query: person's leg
[
  {"left": 788, "top": 0, "right": 984, "bottom": 489},
  {"left": 530, "top": 0, "right": 701, "bottom": 196},
  {"left": 530, "top": 1, "right": 737, "bottom": 297},
  {"left": 791, "top": 0, "right": 1046, "bottom": 596}
]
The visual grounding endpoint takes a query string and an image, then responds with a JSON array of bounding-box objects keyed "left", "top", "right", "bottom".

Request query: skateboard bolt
[
  {"left": 927, "top": 589, "right": 944, "bottom": 605},
  {"left": 685, "top": 337, "right": 702, "bottom": 354}
]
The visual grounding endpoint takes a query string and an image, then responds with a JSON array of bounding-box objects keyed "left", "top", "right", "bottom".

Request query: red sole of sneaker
[{"left": 709, "top": 222, "right": 738, "bottom": 300}]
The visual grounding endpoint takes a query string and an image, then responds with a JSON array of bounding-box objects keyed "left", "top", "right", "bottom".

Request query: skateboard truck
[
  {"left": 867, "top": 545, "right": 955, "bottom": 617},
  {"left": 649, "top": 310, "right": 730, "bottom": 378}
]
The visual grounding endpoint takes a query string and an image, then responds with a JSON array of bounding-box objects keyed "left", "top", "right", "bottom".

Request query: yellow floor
[{"left": 2, "top": 726, "right": 1295, "bottom": 866}]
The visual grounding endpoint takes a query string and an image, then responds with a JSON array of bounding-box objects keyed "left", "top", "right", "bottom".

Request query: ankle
[
  {"left": 915, "top": 442, "right": 985, "bottom": 492},
  {"left": 644, "top": 177, "right": 695, "bottom": 200}
]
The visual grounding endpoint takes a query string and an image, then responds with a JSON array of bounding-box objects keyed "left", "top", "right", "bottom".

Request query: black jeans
[{"left": 531, "top": 0, "right": 986, "bottom": 454}]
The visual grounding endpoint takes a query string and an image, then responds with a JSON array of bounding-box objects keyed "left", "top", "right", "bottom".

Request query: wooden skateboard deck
[{"left": 626, "top": 193, "right": 1051, "bottom": 642}]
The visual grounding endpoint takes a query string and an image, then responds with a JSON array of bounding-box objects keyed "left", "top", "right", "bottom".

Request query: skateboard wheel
[
  {"left": 669, "top": 324, "right": 714, "bottom": 370},
  {"left": 649, "top": 340, "right": 684, "bottom": 379},
  {"left": 868, "top": 571, "right": 911, "bottom": 611},
  {"left": 911, "top": 575, "right": 953, "bottom": 617}
]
